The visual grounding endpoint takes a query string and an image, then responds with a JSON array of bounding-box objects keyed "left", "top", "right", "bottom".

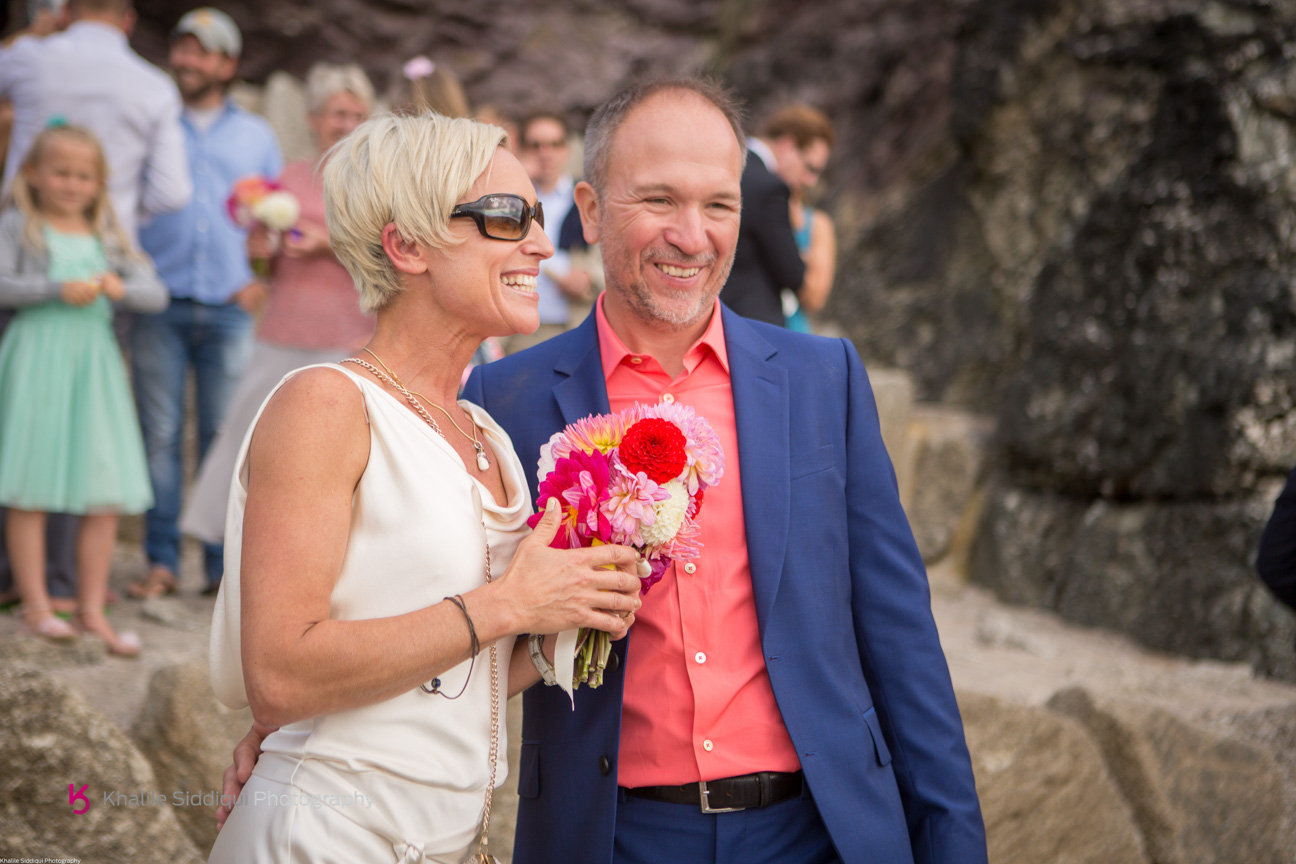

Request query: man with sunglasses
[{"left": 464, "top": 79, "right": 986, "bottom": 864}]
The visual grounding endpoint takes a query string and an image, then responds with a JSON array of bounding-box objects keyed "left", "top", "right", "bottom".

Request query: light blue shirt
[
  {"left": 139, "top": 100, "right": 282, "bottom": 305},
  {"left": 0, "top": 22, "right": 191, "bottom": 243},
  {"left": 534, "top": 174, "right": 575, "bottom": 325}
]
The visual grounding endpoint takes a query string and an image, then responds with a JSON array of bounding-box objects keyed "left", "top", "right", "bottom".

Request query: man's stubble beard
[{"left": 599, "top": 219, "right": 734, "bottom": 332}]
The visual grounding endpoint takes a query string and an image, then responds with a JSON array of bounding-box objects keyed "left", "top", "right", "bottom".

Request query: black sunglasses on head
[{"left": 450, "top": 194, "right": 544, "bottom": 241}]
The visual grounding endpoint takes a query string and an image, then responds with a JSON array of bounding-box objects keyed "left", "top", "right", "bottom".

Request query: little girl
[{"left": 0, "top": 123, "right": 167, "bottom": 656}]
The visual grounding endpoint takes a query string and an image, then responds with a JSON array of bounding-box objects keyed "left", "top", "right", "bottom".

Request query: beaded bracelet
[{"left": 420, "top": 594, "right": 480, "bottom": 699}]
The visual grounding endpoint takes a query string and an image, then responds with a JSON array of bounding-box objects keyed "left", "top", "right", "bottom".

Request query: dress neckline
[{"left": 332, "top": 363, "right": 524, "bottom": 516}]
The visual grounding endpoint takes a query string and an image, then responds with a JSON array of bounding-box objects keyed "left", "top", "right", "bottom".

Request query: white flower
[
  {"left": 640, "top": 479, "right": 688, "bottom": 548},
  {"left": 536, "top": 432, "right": 563, "bottom": 481},
  {"left": 252, "top": 191, "right": 300, "bottom": 231}
]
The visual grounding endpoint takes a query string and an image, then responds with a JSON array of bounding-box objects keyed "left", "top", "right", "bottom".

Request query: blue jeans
[{"left": 131, "top": 299, "right": 252, "bottom": 588}]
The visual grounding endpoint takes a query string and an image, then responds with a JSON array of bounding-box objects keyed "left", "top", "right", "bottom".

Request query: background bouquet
[
  {"left": 528, "top": 402, "right": 724, "bottom": 692},
  {"left": 226, "top": 176, "right": 300, "bottom": 276}
]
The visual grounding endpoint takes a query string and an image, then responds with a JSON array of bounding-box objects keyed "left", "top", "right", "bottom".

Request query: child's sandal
[{"left": 18, "top": 606, "right": 77, "bottom": 642}]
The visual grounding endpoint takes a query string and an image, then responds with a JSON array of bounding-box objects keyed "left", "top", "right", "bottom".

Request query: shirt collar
[
  {"left": 67, "top": 20, "right": 128, "bottom": 47},
  {"left": 594, "top": 293, "right": 730, "bottom": 381},
  {"left": 746, "top": 137, "right": 777, "bottom": 172}
]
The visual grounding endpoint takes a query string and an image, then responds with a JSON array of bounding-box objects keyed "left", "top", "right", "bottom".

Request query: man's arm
[
  {"left": 1256, "top": 465, "right": 1296, "bottom": 612},
  {"left": 839, "top": 337, "right": 987, "bottom": 863},
  {"left": 750, "top": 176, "right": 806, "bottom": 291},
  {"left": 139, "top": 85, "right": 191, "bottom": 217}
]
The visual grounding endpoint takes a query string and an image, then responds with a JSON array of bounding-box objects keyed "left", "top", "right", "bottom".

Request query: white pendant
[{"left": 475, "top": 446, "right": 490, "bottom": 471}]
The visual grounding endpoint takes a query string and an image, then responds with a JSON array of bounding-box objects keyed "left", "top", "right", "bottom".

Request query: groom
[{"left": 462, "top": 79, "right": 985, "bottom": 864}]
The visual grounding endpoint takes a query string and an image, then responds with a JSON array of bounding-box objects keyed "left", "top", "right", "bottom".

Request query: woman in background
[{"left": 159, "top": 63, "right": 377, "bottom": 583}]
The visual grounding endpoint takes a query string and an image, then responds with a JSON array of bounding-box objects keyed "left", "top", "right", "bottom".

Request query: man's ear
[
  {"left": 121, "top": 9, "right": 137, "bottom": 37},
  {"left": 573, "top": 181, "right": 600, "bottom": 245},
  {"left": 381, "top": 224, "right": 429, "bottom": 275}
]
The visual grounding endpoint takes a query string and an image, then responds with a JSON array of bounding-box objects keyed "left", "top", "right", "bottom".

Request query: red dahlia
[{"left": 619, "top": 418, "right": 687, "bottom": 484}]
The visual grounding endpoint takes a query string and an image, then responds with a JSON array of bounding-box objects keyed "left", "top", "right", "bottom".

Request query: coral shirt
[{"left": 596, "top": 297, "right": 801, "bottom": 787}]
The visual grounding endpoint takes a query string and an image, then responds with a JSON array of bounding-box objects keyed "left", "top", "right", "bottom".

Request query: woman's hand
[
  {"left": 247, "top": 225, "right": 273, "bottom": 260},
  {"left": 489, "top": 498, "right": 643, "bottom": 638},
  {"left": 282, "top": 224, "right": 332, "bottom": 259},
  {"left": 61, "top": 280, "right": 99, "bottom": 306}
]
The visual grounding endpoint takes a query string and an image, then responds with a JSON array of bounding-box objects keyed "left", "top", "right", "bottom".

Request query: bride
[{"left": 207, "top": 112, "right": 643, "bottom": 863}]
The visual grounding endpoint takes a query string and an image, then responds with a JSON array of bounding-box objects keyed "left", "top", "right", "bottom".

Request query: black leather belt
[{"left": 623, "top": 770, "right": 804, "bottom": 813}]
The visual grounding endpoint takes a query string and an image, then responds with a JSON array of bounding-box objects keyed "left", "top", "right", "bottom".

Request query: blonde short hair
[
  {"left": 305, "top": 63, "right": 375, "bottom": 115},
  {"left": 321, "top": 112, "right": 506, "bottom": 312}
]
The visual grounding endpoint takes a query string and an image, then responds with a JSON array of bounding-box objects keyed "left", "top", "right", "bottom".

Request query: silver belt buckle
[{"left": 699, "top": 780, "right": 744, "bottom": 814}]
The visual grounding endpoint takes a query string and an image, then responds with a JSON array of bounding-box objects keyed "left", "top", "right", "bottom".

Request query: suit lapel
[
  {"left": 552, "top": 314, "right": 611, "bottom": 426},
  {"left": 723, "top": 308, "right": 790, "bottom": 637}
]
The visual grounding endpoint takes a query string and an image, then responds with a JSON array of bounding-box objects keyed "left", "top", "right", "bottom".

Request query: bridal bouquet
[
  {"left": 527, "top": 402, "right": 724, "bottom": 690},
  {"left": 227, "top": 176, "right": 301, "bottom": 276}
]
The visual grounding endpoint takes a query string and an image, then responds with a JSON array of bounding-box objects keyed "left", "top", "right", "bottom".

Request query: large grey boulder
[
  {"left": 0, "top": 665, "right": 202, "bottom": 863},
  {"left": 904, "top": 406, "right": 993, "bottom": 563},
  {"left": 132, "top": 659, "right": 254, "bottom": 857},
  {"left": 958, "top": 691, "right": 1148, "bottom": 864},
  {"left": 971, "top": 480, "right": 1296, "bottom": 681},
  {"left": 1049, "top": 687, "right": 1295, "bottom": 864}
]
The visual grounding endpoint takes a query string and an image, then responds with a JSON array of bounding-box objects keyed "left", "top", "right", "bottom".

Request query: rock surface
[
  {"left": 1050, "top": 686, "right": 1294, "bottom": 864},
  {"left": 131, "top": 659, "right": 254, "bottom": 856},
  {"left": 959, "top": 691, "right": 1149, "bottom": 864},
  {"left": 971, "top": 479, "right": 1296, "bottom": 680},
  {"left": 0, "top": 665, "right": 202, "bottom": 864}
]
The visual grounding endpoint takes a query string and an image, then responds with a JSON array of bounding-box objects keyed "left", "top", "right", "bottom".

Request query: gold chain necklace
[{"left": 356, "top": 347, "right": 491, "bottom": 472}]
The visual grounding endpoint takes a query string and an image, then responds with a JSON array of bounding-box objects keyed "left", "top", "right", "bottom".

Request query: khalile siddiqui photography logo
[{"left": 69, "top": 784, "right": 374, "bottom": 813}]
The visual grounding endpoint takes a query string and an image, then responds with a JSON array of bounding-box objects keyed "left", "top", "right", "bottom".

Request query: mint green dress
[{"left": 0, "top": 228, "right": 152, "bottom": 513}]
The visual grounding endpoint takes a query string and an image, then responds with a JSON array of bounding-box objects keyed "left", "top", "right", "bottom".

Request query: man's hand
[
  {"left": 61, "top": 280, "right": 100, "bottom": 306},
  {"left": 215, "top": 722, "right": 277, "bottom": 831},
  {"left": 232, "top": 281, "right": 268, "bottom": 315}
]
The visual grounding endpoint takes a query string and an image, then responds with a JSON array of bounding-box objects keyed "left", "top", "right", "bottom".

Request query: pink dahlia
[
  {"left": 527, "top": 448, "right": 612, "bottom": 549},
  {"left": 600, "top": 463, "right": 670, "bottom": 547}
]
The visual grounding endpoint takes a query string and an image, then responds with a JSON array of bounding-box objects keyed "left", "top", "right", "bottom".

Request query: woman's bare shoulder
[{"left": 250, "top": 366, "right": 371, "bottom": 475}]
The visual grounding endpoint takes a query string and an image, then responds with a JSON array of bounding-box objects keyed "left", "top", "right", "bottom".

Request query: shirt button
[
  {"left": 683, "top": 562, "right": 697, "bottom": 575},
  {"left": 703, "top": 739, "right": 714, "bottom": 752},
  {"left": 695, "top": 651, "right": 706, "bottom": 664},
  {"left": 629, "top": 357, "right": 643, "bottom": 365},
  {"left": 662, "top": 393, "right": 675, "bottom": 404}
]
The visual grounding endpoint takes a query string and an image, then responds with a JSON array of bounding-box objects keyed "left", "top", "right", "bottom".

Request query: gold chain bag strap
[{"left": 339, "top": 357, "right": 501, "bottom": 864}]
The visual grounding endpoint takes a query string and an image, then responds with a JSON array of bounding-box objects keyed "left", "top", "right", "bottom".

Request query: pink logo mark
[{"left": 68, "top": 783, "right": 89, "bottom": 814}]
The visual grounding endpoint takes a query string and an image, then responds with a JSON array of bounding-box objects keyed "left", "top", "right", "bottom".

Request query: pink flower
[
  {"left": 527, "top": 449, "right": 612, "bottom": 548},
  {"left": 600, "top": 463, "right": 670, "bottom": 547},
  {"left": 640, "top": 555, "right": 671, "bottom": 594}
]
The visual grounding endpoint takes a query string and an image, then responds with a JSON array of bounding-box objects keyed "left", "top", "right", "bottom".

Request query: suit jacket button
[
  {"left": 599, "top": 756, "right": 611, "bottom": 776},
  {"left": 608, "top": 652, "right": 620, "bottom": 671}
]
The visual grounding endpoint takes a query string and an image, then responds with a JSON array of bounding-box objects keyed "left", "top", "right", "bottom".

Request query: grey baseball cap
[{"left": 173, "top": 8, "right": 242, "bottom": 57}]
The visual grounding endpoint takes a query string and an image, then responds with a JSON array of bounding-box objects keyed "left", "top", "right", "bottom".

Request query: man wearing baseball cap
[{"left": 131, "top": 7, "right": 283, "bottom": 600}]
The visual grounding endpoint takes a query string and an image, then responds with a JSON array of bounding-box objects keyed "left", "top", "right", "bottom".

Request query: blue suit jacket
[{"left": 462, "top": 306, "right": 987, "bottom": 864}]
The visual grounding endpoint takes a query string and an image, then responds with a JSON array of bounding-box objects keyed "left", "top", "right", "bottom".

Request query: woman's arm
[
  {"left": 798, "top": 208, "right": 836, "bottom": 314},
  {"left": 240, "top": 369, "right": 642, "bottom": 728}
]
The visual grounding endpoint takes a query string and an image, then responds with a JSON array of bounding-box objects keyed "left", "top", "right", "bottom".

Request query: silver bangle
[{"left": 528, "top": 633, "right": 558, "bottom": 686}]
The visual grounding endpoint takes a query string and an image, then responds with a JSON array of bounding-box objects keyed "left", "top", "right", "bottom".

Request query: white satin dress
[{"left": 208, "top": 364, "right": 531, "bottom": 863}]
